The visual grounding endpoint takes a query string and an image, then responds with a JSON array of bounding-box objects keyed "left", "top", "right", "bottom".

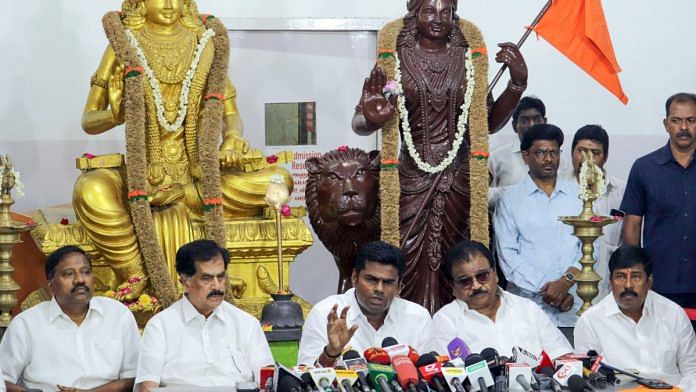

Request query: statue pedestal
[{"left": 26, "top": 206, "right": 314, "bottom": 320}]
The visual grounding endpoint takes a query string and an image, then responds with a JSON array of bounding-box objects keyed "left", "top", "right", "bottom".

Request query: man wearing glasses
[
  {"left": 429, "top": 240, "right": 572, "bottom": 359},
  {"left": 493, "top": 124, "right": 583, "bottom": 333},
  {"left": 575, "top": 245, "right": 696, "bottom": 389}
]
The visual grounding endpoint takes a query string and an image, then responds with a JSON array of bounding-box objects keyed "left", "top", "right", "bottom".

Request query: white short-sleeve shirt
[
  {"left": 298, "top": 288, "right": 432, "bottom": 365},
  {"left": 428, "top": 289, "right": 573, "bottom": 360},
  {"left": 0, "top": 296, "right": 140, "bottom": 392},
  {"left": 135, "top": 297, "right": 274, "bottom": 388},
  {"left": 574, "top": 291, "right": 696, "bottom": 389}
]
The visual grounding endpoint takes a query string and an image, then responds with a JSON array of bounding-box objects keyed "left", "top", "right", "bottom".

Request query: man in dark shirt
[{"left": 621, "top": 92, "right": 696, "bottom": 318}]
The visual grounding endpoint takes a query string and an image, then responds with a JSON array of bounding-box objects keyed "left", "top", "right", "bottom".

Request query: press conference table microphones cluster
[{"left": 267, "top": 339, "right": 676, "bottom": 392}]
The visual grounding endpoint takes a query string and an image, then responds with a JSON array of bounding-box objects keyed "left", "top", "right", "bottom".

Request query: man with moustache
[
  {"left": 135, "top": 240, "right": 273, "bottom": 392},
  {"left": 493, "top": 124, "right": 583, "bottom": 331},
  {"left": 566, "top": 125, "right": 625, "bottom": 302},
  {"left": 0, "top": 245, "right": 140, "bottom": 392},
  {"left": 621, "top": 93, "right": 696, "bottom": 318},
  {"left": 298, "top": 241, "right": 432, "bottom": 367},
  {"left": 574, "top": 245, "right": 696, "bottom": 389},
  {"left": 488, "top": 97, "right": 572, "bottom": 207},
  {"left": 429, "top": 240, "right": 572, "bottom": 359}
]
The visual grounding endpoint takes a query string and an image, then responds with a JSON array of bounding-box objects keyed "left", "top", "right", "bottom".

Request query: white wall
[{"left": 1, "top": 0, "right": 694, "bottom": 303}]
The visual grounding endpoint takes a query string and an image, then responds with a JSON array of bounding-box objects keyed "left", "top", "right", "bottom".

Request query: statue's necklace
[
  {"left": 125, "top": 27, "right": 216, "bottom": 133},
  {"left": 137, "top": 27, "right": 196, "bottom": 84}
]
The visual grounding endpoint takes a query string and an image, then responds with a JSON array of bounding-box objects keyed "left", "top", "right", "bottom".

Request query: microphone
[
  {"left": 534, "top": 351, "right": 554, "bottom": 373},
  {"left": 278, "top": 373, "right": 304, "bottom": 392},
  {"left": 367, "top": 363, "right": 396, "bottom": 392},
  {"left": 567, "top": 374, "right": 594, "bottom": 392},
  {"left": 381, "top": 337, "right": 420, "bottom": 364},
  {"left": 581, "top": 367, "right": 607, "bottom": 389},
  {"left": 391, "top": 353, "right": 420, "bottom": 392},
  {"left": 447, "top": 337, "right": 471, "bottom": 361},
  {"left": 310, "top": 367, "right": 337, "bottom": 392},
  {"left": 494, "top": 375, "right": 508, "bottom": 392},
  {"left": 515, "top": 374, "right": 533, "bottom": 392},
  {"left": 440, "top": 363, "right": 466, "bottom": 392},
  {"left": 415, "top": 353, "right": 447, "bottom": 392},
  {"left": 300, "top": 373, "right": 317, "bottom": 392},
  {"left": 540, "top": 367, "right": 562, "bottom": 392},
  {"left": 364, "top": 348, "right": 392, "bottom": 365},
  {"left": 511, "top": 346, "right": 540, "bottom": 367},
  {"left": 260, "top": 366, "right": 275, "bottom": 392},
  {"left": 481, "top": 347, "right": 502, "bottom": 378},
  {"left": 343, "top": 350, "right": 373, "bottom": 392},
  {"left": 464, "top": 353, "right": 494, "bottom": 392},
  {"left": 552, "top": 363, "right": 582, "bottom": 387},
  {"left": 336, "top": 369, "right": 359, "bottom": 392},
  {"left": 505, "top": 362, "right": 533, "bottom": 392}
]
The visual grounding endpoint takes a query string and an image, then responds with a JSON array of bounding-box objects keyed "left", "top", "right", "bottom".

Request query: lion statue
[{"left": 305, "top": 148, "right": 381, "bottom": 293}]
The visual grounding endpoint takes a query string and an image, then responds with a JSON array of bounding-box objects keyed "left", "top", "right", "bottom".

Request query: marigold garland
[
  {"left": 375, "top": 18, "right": 490, "bottom": 247},
  {"left": 205, "top": 93, "right": 225, "bottom": 101},
  {"left": 102, "top": 9, "right": 229, "bottom": 307}
]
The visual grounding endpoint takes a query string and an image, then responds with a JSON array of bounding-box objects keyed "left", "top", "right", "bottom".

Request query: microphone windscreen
[
  {"left": 481, "top": 348, "right": 498, "bottom": 363},
  {"left": 540, "top": 366, "right": 555, "bottom": 378},
  {"left": 300, "top": 373, "right": 315, "bottom": 388},
  {"left": 343, "top": 350, "right": 361, "bottom": 360},
  {"left": 407, "top": 346, "right": 420, "bottom": 364},
  {"left": 464, "top": 353, "right": 484, "bottom": 367},
  {"left": 392, "top": 355, "right": 419, "bottom": 387},
  {"left": 382, "top": 337, "right": 399, "bottom": 347},
  {"left": 278, "top": 375, "right": 302, "bottom": 392},
  {"left": 364, "top": 347, "right": 392, "bottom": 365},
  {"left": 586, "top": 350, "right": 598, "bottom": 357},
  {"left": 447, "top": 337, "right": 471, "bottom": 360},
  {"left": 415, "top": 353, "right": 437, "bottom": 368},
  {"left": 567, "top": 374, "right": 589, "bottom": 392}
]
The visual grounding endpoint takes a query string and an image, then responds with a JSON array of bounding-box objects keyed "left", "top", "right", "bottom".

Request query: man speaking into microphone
[
  {"left": 574, "top": 245, "right": 696, "bottom": 389},
  {"left": 428, "top": 240, "right": 572, "bottom": 359},
  {"left": 298, "top": 241, "right": 432, "bottom": 367}
]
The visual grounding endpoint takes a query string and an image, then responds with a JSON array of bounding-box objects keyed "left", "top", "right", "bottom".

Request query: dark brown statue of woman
[{"left": 352, "top": 0, "right": 528, "bottom": 313}]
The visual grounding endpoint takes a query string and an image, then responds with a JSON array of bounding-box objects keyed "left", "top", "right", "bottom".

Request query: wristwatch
[{"left": 563, "top": 272, "right": 576, "bottom": 284}]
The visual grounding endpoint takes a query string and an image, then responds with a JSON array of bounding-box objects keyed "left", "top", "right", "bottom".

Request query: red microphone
[
  {"left": 391, "top": 354, "right": 420, "bottom": 392},
  {"left": 415, "top": 354, "right": 447, "bottom": 392},
  {"left": 535, "top": 351, "right": 554, "bottom": 374},
  {"left": 364, "top": 347, "right": 392, "bottom": 365}
]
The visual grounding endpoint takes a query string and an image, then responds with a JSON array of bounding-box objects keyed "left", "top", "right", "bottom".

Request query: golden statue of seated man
[{"left": 74, "top": 0, "right": 292, "bottom": 304}]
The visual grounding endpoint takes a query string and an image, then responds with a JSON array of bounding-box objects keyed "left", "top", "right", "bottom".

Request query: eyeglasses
[
  {"left": 531, "top": 149, "right": 561, "bottom": 159},
  {"left": 454, "top": 269, "right": 492, "bottom": 290}
]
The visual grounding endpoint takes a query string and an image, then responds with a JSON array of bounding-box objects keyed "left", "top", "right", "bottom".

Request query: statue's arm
[
  {"left": 222, "top": 77, "right": 244, "bottom": 137},
  {"left": 81, "top": 45, "right": 121, "bottom": 135},
  {"left": 488, "top": 42, "right": 528, "bottom": 134}
]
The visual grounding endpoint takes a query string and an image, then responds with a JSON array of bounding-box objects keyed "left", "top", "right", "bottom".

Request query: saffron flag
[{"left": 533, "top": 0, "right": 628, "bottom": 104}]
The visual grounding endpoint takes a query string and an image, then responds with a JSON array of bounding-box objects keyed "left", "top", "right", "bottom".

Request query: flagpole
[{"left": 487, "top": 0, "right": 553, "bottom": 95}]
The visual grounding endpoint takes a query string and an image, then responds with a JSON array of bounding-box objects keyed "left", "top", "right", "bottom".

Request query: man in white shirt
[
  {"left": 298, "top": 241, "right": 432, "bottom": 366},
  {"left": 0, "top": 245, "right": 140, "bottom": 392},
  {"left": 489, "top": 97, "right": 572, "bottom": 207},
  {"left": 575, "top": 245, "right": 696, "bottom": 389},
  {"left": 136, "top": 240, "right": 274, "bottom": 392},
  {"left": 566, "top": 125, "right": 625, "bottom": 302},
  {"left": 430, "top": 240, "right": 572, "bottom": 359}
]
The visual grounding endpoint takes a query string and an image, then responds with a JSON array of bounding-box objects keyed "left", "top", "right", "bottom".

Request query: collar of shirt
[
  {"left": 47, "top": 296, "right": 104, "bottom": 324},
  {"left": 346, "top": 288, "right": 396, "bottom": 328},
  {"left": 522, "top": 174, "right": 572, "bottom": 197},
  {"left": 181, "top": 295, "right": 226, "bottom": 324},
  {"left": 657, "top": 141, "right": 695, "bottom": 167},
  {"left": 604, "top": 290, "right": 654, "bottom": 321}
]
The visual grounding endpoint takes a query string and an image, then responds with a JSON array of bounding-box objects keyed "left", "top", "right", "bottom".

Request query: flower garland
[
  {"left": 375, "top": 18, "right": 490, "bottom": 246},
  {"left": 578, "top": 159, "right": 607, "bottom": 201},
  {"left": 395, "top": 50, "right": 475, "bottom": 174},
  {"left": 124, "top": 27, "right": 216, "bottom": 133}
]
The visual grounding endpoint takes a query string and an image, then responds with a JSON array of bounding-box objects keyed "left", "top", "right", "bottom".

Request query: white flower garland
[
  {"left": 395, "top": 49, "right": 476, "bottom": 174},
  {"left": 0, "top": 165, "right": 24, "bottom": 198},
  {"left": 125, "top": 28, "right": 216, "bottom": 133},
  {"left": 578, "top": 159, "right": 607, "bottom": 201}
]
